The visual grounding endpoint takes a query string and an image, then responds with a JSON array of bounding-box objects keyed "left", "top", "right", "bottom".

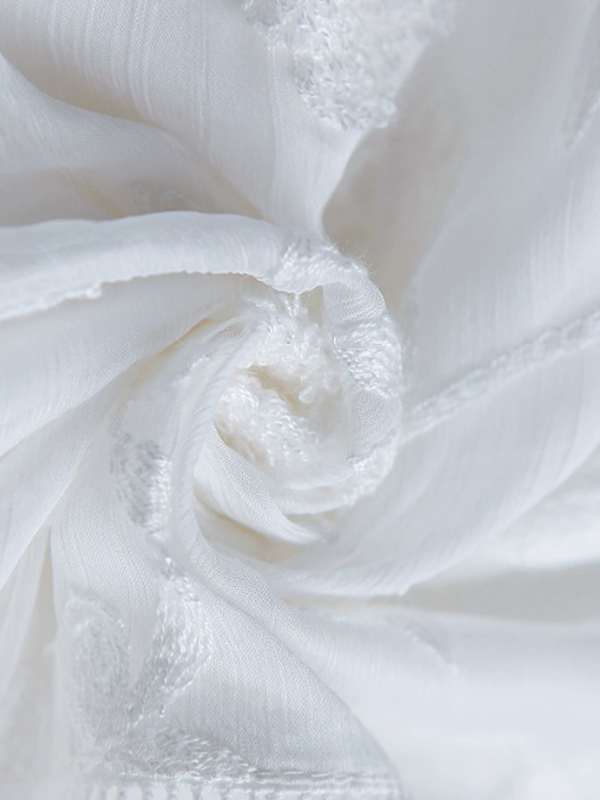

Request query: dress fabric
[{"left": 1, "top": 1, "right": 600, "bottom": 798}]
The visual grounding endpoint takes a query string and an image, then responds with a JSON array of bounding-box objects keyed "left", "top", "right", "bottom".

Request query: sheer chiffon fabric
[{"left": 1, "top": 1, "right": 600, "bottom": 798}]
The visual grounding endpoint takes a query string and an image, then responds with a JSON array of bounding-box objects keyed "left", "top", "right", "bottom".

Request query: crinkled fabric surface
[{"left": 1, "top": 1, "right": 600, "bottom": 798}]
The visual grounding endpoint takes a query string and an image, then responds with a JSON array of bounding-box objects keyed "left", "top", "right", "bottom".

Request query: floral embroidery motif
[{"left": 243, "top": 0, "right": 458, "bottom": 130}]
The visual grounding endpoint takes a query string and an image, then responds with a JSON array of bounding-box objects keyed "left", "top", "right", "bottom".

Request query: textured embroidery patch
[
  {"left": 110, "top": 430, "right": 172, "bottom": 533},
  {"left": 63, "top": 571, "right": 214, "bottom": 789},
  {"left": 243, "top": 0, "right": 458, "bottom": 130},
  {"left": 63, "top": 582, "right": 402, "bottom": 798}
]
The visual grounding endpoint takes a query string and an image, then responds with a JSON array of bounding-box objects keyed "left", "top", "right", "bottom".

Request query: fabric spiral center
[{"left": 214, "top": 293, "right": 346, "bottom": 480}]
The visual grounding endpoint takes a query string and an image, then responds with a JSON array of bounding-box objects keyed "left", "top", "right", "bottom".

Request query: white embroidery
[
  {"left": 243, "top": 0, "right": 458, "bottom": 130},
  {"left": 211, "top": 235, "right": 402, "bottom": 513},
  {"left": 214, "top": 292, "right": 343, "bottom": 475},
  {"left": 63, "top": 570, "right": 402, "bottom": 799},
  {"left": 404, "top": 304, "right": 600, "bottom": 442},
  {"left": 110, "top": 431, "right": 173, "bottom": 534},
  {"left": 63, "top": 566, "right": 214, "bottom": 795}
]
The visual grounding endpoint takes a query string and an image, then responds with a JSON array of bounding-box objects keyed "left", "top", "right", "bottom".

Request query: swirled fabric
[{"left": 1, "top": 0, "right": 600, "bottom": 798}]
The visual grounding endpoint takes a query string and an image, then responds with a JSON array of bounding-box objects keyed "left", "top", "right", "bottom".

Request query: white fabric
[{"left": 1, "top": 1, "right": 600, "bottom": 799}]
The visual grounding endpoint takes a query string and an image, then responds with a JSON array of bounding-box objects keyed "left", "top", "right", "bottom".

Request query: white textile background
[{"left": 1, "top": 1, "right": 600, "bottom": 798}]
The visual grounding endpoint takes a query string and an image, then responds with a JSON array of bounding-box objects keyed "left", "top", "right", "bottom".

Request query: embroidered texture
[
  {"left": 243, "top": 0, "right": 458, "bottom": 130},
  {"left": 50, "top": 233, "right": 404, "bottom": 796},
  {"left": 64, "top": 568, "right": 214, "bottom": 794},
  {"left": 85, "top": 770, "right": 402, "bottom": 799},
  {"left": 211, "top": 235, "right": 402, "bottom": 514},
  {"left": 64, "top": 569, "right": 402, "bottom": 799},
  {"left": 404, "top": 304, "right": 600, "bottom": 442},
  {"left": 214, "top": 292, "right": 343, "bottom": 476},
  {"left": 110, "top": 431, "right": 173, "bottom": 533}
]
